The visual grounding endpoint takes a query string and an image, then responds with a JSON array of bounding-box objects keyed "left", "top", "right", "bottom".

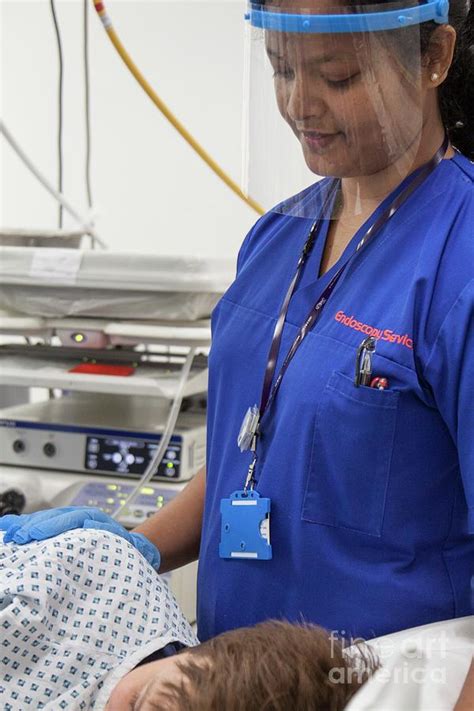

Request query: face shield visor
[{"left": 242, "top": 0, "right": 449, "bottom": 218}]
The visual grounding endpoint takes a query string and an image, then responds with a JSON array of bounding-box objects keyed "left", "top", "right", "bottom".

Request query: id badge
[
  {"left": 237, "top": 405, "right": 260, "bottom": 452},
  {"left": 219, "top": 490, "right": 272, "bottom": 560}
]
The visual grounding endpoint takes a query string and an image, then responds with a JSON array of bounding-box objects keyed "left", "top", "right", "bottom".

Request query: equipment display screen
[{"left": 85, "top": 435, "right": 181, "bottom": 479}]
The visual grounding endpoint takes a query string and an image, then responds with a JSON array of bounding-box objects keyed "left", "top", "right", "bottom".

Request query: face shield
[{"left": 242, "top": 0, "right": 449, "bottom": 218}]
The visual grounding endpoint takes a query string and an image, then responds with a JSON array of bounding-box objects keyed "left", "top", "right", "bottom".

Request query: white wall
[{"left": 0, "top": 0, "right": 257, "bottom": 259}]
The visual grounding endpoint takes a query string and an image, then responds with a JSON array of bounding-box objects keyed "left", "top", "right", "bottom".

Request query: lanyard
[{"left": 244, "top": 135, "right": 449, "bottom": 489}]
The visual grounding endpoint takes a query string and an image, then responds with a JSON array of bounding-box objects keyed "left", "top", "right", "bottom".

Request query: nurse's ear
[{"left": 422, "top": 24, "right": 457, "bottom": 88}]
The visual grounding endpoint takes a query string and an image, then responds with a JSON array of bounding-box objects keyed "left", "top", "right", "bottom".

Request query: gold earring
[{"left": 431, "top": 72, "right": 440, "bottom": 82}]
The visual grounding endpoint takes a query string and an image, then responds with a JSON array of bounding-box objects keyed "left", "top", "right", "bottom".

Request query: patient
[
  {"left": 104, "top": 619, "right": 373, "bottom": 711},
  {"left": 3, "top": 529, "right": 472, "bottom": 711},
  {"left": 0, "top": 528, "right": 373, "bottom": 710}
]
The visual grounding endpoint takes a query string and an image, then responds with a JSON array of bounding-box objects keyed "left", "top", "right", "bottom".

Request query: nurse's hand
[{"left": 0, "top": 507, "right": 161, "bottom": 570}]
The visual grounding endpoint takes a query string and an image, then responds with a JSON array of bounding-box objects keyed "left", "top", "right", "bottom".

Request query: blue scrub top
[{"left": 197, "top": 153, "right": 474, "bottom": 642}]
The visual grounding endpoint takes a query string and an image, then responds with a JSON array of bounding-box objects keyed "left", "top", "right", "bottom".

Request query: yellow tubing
[{"left": 92, "top": 1, "right": 264, "bottom": 216}]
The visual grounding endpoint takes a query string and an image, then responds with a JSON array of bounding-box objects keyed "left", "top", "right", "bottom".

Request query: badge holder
[{"left": 219, "top": 489, "right": 272, "bottom": 560}]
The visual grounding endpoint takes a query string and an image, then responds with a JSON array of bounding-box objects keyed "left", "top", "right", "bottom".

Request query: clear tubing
[{"left": 111, "top": 347, "right": 197, "bottom": 520}]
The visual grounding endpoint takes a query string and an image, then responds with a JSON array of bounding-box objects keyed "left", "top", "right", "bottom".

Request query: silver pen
[{"left": 355, "top": 336, "right": 377, "bottom": 387}]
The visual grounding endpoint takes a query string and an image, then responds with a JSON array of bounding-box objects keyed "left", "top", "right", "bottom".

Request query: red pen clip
[{"left": 370, "top": 377, "right": 389, "bottom": 390}]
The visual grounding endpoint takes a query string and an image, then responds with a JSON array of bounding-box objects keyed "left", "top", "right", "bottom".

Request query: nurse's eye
[
  {"left": 273, "top": 66, "right": 295, "bottom": 80},
  {"left": 324, "top": 73, "right": 360, "bottom": 89}
]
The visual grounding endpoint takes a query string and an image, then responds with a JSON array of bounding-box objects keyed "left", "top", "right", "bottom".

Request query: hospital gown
[{"left": 0, "top": 530, "right": 198, "bottom": 710}]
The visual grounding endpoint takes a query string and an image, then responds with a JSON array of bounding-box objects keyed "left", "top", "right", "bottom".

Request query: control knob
[
  {"left": 43, "top": 442, "right": 57, "bottom": 457},
  {"left": 12, "top": 439, "right": 25, "bottom": 454},
  {"left": 0, "top": 489, "right": 26, "bottom": 516}
]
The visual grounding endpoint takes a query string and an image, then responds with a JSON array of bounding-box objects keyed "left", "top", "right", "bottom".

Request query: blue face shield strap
[{"left": 246, "top": 0, "right": 450, "bottom": 33}]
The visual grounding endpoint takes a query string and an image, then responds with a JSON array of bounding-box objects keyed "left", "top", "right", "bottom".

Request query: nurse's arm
[
  {"left": 132, "top": 465, "right": 205, "bottom": 573},
  {"left": 453, "top": 658, "right": 474, "bottom": 711}
]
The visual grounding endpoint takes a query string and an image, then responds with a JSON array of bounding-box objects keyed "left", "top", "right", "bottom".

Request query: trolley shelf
[
  {"left": 0, "top": 314, "right": 212, "bottom": 347},
  {"left": 0, "top": 354, "right": 208, "bottom": 399}
]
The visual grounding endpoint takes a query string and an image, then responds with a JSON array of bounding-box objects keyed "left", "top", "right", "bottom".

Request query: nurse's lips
[{"left": 300, "top": 130, "right": 341, "bottom": 150}]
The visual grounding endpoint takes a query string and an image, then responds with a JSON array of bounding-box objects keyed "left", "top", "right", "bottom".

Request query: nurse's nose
[{"left": 286, "top": 72, "right": 327, "bottom": 124}]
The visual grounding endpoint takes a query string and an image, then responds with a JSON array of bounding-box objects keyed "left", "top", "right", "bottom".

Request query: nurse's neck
[{"left": 339, "top": 119, "right": 454, "bottom": 218}]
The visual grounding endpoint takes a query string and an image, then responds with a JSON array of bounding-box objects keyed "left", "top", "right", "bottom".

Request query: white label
[
  {"left": 230, "top": 552, "right": 258, "bottom": 559},
  {"left": 30, "top": 249, "right": 83, "bottom": 283}
]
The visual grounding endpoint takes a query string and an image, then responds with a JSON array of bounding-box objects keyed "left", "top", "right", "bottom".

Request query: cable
[
  {"left": 84, "top": 0, "right": 94, "bottom": 212},
  {"left": 111, "top": 347, "right": 197, "bottom": 520},
  {"left": 0, "top": 120, "right": 107, "bottom": 249},
  {"left": 50, "top": 0, "right": 65, "bottom": 228},
  {"left": 92, "top": 1, "right": 264, "bottom": 216}
]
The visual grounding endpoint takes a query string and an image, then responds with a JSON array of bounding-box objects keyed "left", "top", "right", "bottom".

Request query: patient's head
[{"left": 106, "top": 620, "right": 377, "bottom": 711}]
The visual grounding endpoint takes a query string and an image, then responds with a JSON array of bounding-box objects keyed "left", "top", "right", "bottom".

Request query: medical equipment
[
  {"left": 0, "top": 393, "right": 206, "bottom": 481},
  {"left": 0, "top": 316, "right": 209, "bottom": 518},
  {"left": 53, "top": 478, "right": 182, "bottom": 528},
  {"left": 112, "top": 345, "right": 197, "bottom": 518},
  {"left": 0, "top": 231, "right": 229, "bottom": 620},
  {"left": 0, "top": 466, "right": 195, "bottom": 529}
]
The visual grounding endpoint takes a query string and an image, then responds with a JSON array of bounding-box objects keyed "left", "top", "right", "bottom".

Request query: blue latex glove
[{"left": 0, "top": 506, "right": 160, "bottom": 570}]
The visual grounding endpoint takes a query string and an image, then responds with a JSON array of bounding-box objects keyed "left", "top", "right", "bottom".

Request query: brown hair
[{"left": 150, "top": 620, "right": 378, "bottom": 710}]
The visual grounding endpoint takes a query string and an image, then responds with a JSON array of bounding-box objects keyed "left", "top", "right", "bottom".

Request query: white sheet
[
  {"left": 0, "top": 248, "right": 234, "bottom": 321},
  {"left": 345, "top": 616, "right": 474, "bottom": 711}
]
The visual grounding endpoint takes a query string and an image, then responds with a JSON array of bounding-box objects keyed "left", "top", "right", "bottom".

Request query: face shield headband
[{"left": 246, "top": 0, "right": 450, "bottom": 32}]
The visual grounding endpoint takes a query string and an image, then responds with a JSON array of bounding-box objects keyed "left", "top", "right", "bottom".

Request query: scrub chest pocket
[{"left": 302, "top": 370, "right": 400, "bottom": 537}]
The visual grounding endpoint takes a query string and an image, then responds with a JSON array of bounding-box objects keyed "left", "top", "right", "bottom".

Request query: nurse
[{"left": 1, "top": 0, "right": 473, "bottom": 644}]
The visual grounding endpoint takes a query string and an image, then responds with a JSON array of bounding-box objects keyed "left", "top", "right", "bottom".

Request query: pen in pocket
[{"left": 370, "top": 377, "right": 389, "bottom": 390}]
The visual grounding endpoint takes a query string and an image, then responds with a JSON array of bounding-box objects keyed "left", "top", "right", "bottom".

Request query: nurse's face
[
  {"left": 104, "top": 653, "right": 191, "bottom": 711},
  {"left": 266, "top": 3, "right": 425, "bottom": 177}
]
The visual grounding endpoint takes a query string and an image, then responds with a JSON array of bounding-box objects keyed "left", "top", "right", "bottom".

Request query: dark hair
[
  {"left": 260, "top": 0, "right": 474, "bottom": 158},
  {"left": 429, "top": 0, "right": 474, "bottom": 158},
  {"left": 150, "top": 620, "right": 378, "bottom": 710}
]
